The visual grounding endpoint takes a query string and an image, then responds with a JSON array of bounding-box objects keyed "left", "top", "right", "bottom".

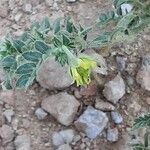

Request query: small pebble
[
  {"left": 35, "top": 108, "right": 48, "bottom": 120},
  {"left": 111, "top": 111, "right": 123, "bottom": 124}
]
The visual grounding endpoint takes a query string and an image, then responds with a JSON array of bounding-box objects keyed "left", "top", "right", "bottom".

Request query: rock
[
  {"left": 111, "top": 112, "right": 123, "bottom": 124},
  {"left": 74, "top": 89, "right": 82, "bottom": 99},
  {"left": 66, "top": 0, "right": 76, "bottom": 2},
  {"left": 45, "top": 0, "right": 53, "bottom": 7},
  {"left": 42, "top": 92, "right": 80, "bottom": 126},
  {"left": 73, "top": 135, "right": 81, "bottom": 143},
  {"left": 146, "top": 97, "right": 150, "bottom": 105},
  {"left": 79, "top": 0, "right": 85, "bottom": 2},
  {"left": 37, "top": 57, "right": 72, "bottom": 90},
  {"left": 107, "top": 128, "right": 119, "bottom": 142},
  {"left": 14, "top": 12, "right": 22, "bottom": 22},
  {"left": 75, "top": 106, "right": 108, "bottom": 139},
  {"left": 116, "top": 56, "right": 127, "bottom": 71},
  {"left": 15, "top": 135, "right": 31, "bottom": 150},
  {"left": 30, "top": 0, "right": 41, "bottom": 6},
  {"left": 3, "top": 109, "right": 14, "bottom": 123},
  {"left": 4, "top": 142, "right": 15, "bottom": 150},
  {"left": 0, "top": 90, "right": 15, "bottom": 106},
  {"left": 0, "top": 125, "right": 15, "bottom": 144},
  {"left": 0, "top": 146, "right": 4, "bottom": 150},
  {"left": 0, "top": 6, "right": 8, "bottom": 18},
  {"left": 52, "top": 129, "right": 74, "bottom": 146},
  {"left": 53, "top": 2, "right": 59, "bottom": 11},
  {"left": 121, "top": 4, "right": 133, "bottom": 15},
  {"left": 136, "top": 54, "right": 150, "bottom": 91},
  {"left": 103, "top": 75, "right": 125, "bottom": 104},
  {"left": 35, "top": 108, "right": 48, "bottom": 120},
  {"left": 95, "top": 100, "right": 115, "bottom": 111},
  {"left": 80, "top": 81, "right": 97, "bottom": 98},
  {"left": 23, "top": 3, "right": 32, "bottom": 13},
  {"left": 57, "top": 144, "right": 72, "bottom": 150},
  {"left": 127, "top": 93, "right": 141, "bottom": 116}
]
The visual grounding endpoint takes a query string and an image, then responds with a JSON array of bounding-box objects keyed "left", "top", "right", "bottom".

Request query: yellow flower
[{"left": 69, "top": 56, "right": 96, "bottom": 86}]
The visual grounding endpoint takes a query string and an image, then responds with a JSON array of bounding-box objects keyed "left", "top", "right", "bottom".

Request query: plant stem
[{"left": 62, "top": 45, "right": 79, "bottom": 67}]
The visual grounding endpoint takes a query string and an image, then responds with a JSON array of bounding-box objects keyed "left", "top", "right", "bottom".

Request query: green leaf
[
  {"left": 16, "top": 74, "right": 31, "bottom": 88},
  {"left": 65, "top": 17, "right": 73, "bottom": 33},
  {"left": 117, "top": 14, "right": 137, "bottom": 29},
  {"left": 133, "top": 114, "right": 150, "bottom": 129},
  {"left": 53, "top": 36, "right": 62, "bottom": 47},
  {"left": 22, "top": 51, "right": 42, "bottom": 62},
  {"left": 35, "top": 41, "right": 50, "bottom": 54},
  {"left": 99, "top": 13, "right": 108, "bottom": 22},
  {"left": 130, "top": 143, "right": 146, "bottom": 150},
  {"left": 2, "top": 78, "right": 13, "bottom": 90},
  {"left": 16, "top": 63, "right": 36, "bottom": 75},
  {"left": 40, "top": 17, "right": 50, "bottom": 32},
  {"left": 31, "top": 21, "right": 40, "bottom": 30},
  {"left": 144, "top": 132, "right": 150, "bottom": 148},
  {"left": 2, "top": 56, "right": 17, "bottom": 70},
  {"left": 80, "top": 27, "right": 92, "bottom": 40},
  {"left": 62, "top": 34, "right": 70, "bottom": 46},
  {"left": 12, "top": 40, "right": 25, "bottom": 53},
  {"left": 93, "top": 32, "right": 111, "bottom": 44},
  {"left": 53, "top": 18, "right": 61, "bottom": 34}
]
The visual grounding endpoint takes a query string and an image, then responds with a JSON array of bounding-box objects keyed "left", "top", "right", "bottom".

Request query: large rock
[
  {"left": 103, "top": 75, "right": 125, "bottom": 104},
  {"left": 136, "top": 54, "right": 150, "bottom": 91},
  {"left": 14, "top": 135, "right": 31, "bottom": 150},
  {"left": 0, "top": 125, "right": 15, "bottom": 144},
  {"left": 37, "top": 57, "right": 72, "bottom": 90},
  {"left": 74, "top": 106, "right": 108, "bottom": 139},
  {"left": 41, "top": 92, "right": 80, "bottom": 126}
]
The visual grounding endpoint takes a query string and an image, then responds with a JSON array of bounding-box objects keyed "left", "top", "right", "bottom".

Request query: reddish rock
[{"left": 80, "top": 81, "right": 97, "bottom": 98}]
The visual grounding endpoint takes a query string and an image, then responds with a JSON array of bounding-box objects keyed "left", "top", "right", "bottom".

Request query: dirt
[{"left": 0, "top": 0, "right": 150, "bottom": 150}]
